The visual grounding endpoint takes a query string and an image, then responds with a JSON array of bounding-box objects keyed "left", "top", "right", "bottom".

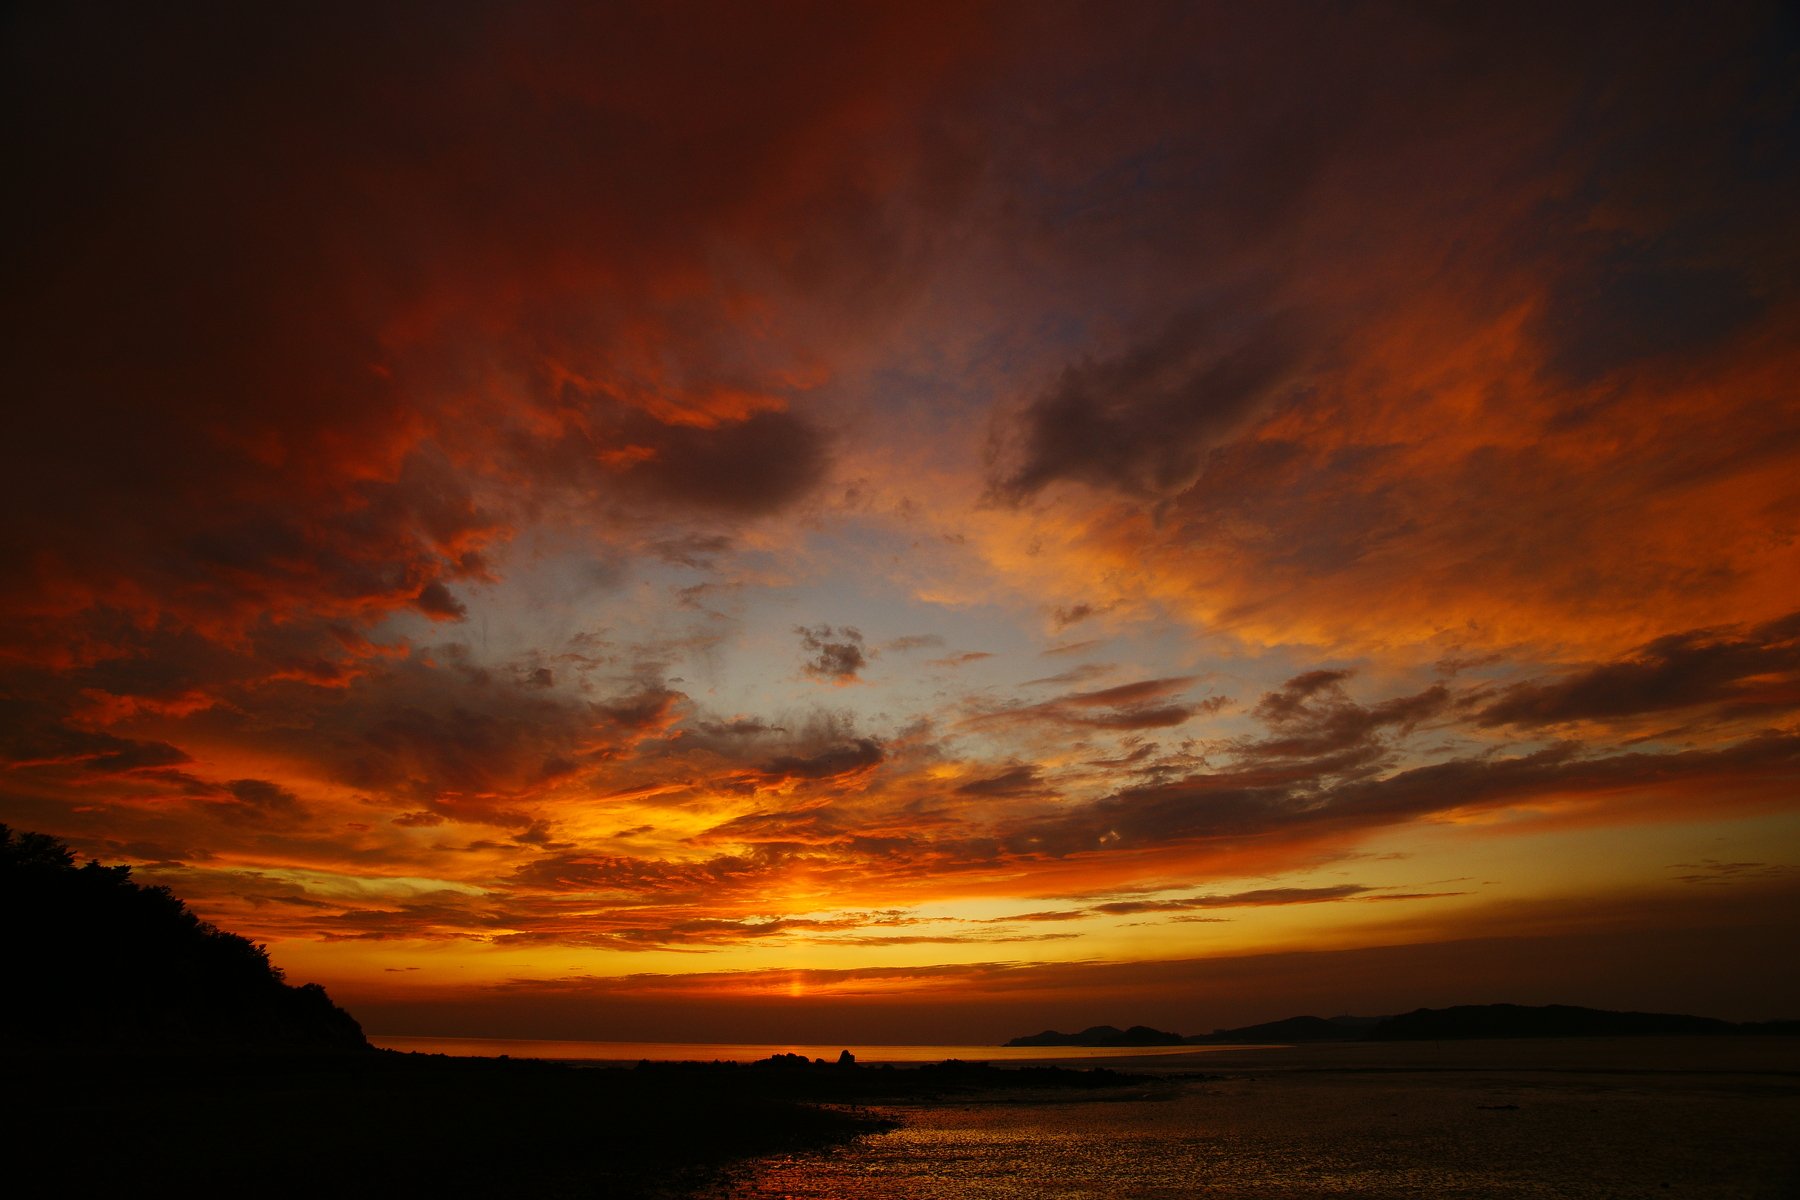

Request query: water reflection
[{"left": 717, "top": 1045, "right": 1800, "bottom": 1199}]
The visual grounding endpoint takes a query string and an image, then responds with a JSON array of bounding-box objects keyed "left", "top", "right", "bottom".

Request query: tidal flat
[{"left": 714, "top": 1038, "right": 1800, "bottom": 1199}]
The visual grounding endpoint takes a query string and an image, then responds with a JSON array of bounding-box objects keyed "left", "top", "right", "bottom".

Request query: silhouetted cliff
[{"left": 1, "top": 825, "right": 366, "bottom": 1052}]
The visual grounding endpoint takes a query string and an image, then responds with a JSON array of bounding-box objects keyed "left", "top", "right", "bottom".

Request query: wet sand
[{"left": 712, "top": 1038, "right": 1800, "bottom": 1199}]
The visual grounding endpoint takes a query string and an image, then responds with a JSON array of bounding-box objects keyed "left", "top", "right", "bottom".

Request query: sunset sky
[{"left": 5, "top": 1, "right": 1798, "bottom": 1043}]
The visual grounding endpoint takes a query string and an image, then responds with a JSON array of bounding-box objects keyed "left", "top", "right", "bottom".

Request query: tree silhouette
[{"left": 0, "top": 824, "right": 366, "bottom": 1051}]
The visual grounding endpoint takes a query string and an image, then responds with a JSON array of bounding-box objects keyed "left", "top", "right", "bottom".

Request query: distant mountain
[
  {"left": 1004, "top": 1004, "right": 1799, "bottom": 1048},
  {"left": 1, "top": 824, "right": 368, "bottom": 1052},
  {"left": 1005, "top": 1024, "right": 1185, "bottom": 1047},
  {"left": 1369, "top": 1003, "right": 1749, "bottom": 1040},
  {"left": 1324, "top": 1014, "right": 1386, "bottom": 1032},
  {"left": 1186, "top": 1014, "right": 1374, "bottom": 1044}
]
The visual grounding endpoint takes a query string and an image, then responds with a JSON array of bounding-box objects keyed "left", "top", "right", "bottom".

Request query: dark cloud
[
  {"left": 928, "top": 651, "right": 995, "bottom": 668},
  {"left": 1084, "top": 740, "right": 1164, "bottom": 770},
  {"left": 1008, "top": 731, "right": 1800, "bottom": 859},
  {"left": 1260, "top": 670, "right": 1352, "bottom": 710},
  {"left": 1050, "top": 602, "right": 1113, "bottom": 629},
  {"left": 413, "top": 581, "right": 468, "bottom": 621},
  {"left": 814, "top": 931, "right": 1080, "bottom": 947},
  {"left": 146, "top": 652, "right": 691, "bottom": 825},
  {"left": 1091, "top": 884, "right": 1369, "bottom": 915},
  {"left": 696, "top": 807, "right": 844, "bottom": 846},
  {"left": 93, "top": 839, "right": 216, "bottom": 867},
  {"left": 756, "top": 737, "right": 885, "bottom": 786},
  {"left": 954, "top": 765, "right": 1046, "bottom": 798},
  {"left": 797, "top": 625, "right": 869, "bottom": 683},
  {"left": 1669, "top": 859, "right": 1797, "bottom": 886},
  {"left": 595, "top": 686, "right": 686, "bottom": 732},
  {"left": 0, "top": 705, "right": 193, "bottom": 776},
  {"left": 1539, "top": 243, "right": 1768, "bottom": 386},
  {"left": 993, "top": 909, "right": 1087, "bottom": 923},
  {"left": 616, "top": 410, "right": 829, "bottom": 515},
  {"left": 206, "top": 779, "right": 308, "bottom": 827},
  {"left": 350, "top": 703, "right": 567, "bottom": 804},
  {"left": 1020, "top": 663, "right": 1114, "bottom": 688},
  {"left": 969, "top": 676, "right": 1220, "bottom": 733},
  {"left": 1040, "top": 639, "right": 1106, "bottom": 658},
  {"left": 1479, "top": 613, "right": 1800, "bottom": 728},
  {"left": 648, "top": 533, "right": 735, "bottom": 569},
  {"left": 1003, "top": 771, "right": 1285, "bottom": 857},
  {"left": 1241, "top": 672, "right": 1448, "bottom": 764},
  {"left": 511, "top": 820, "right": 572, "bottom": 850},
  {"left": 509, "top": 844, "right": 851, "bottom": 902},
  {"left": 993, "top": 304, "right": 1300, "bottom": 499},
  {"left": 697, "top": 717, "right": 786, "bottom": 738},
  {"left": 1082, "top": 680, "right": 1190, "bottom": 710},
  {"left": 1530, "top": 11, "right": 1797, "bottom": 387},
  {"left": 886, "top": 634, "right": 946, "bottom": 653}
]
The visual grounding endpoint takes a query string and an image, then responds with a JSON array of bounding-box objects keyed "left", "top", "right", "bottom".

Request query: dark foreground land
[{"left": 0, "top": 1050, "right": 1145, "bottom": 1199}]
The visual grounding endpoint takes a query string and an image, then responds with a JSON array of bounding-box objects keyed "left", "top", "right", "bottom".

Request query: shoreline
[
  {"left": 364, "top": 1032, "right": 1800, "bottom": 1073},
  {"left": 366, "top": 1033, "right": 1262, "bottom": 1065}
]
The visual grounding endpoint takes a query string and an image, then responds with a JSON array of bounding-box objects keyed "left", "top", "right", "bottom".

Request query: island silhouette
[{"left": 1005, "top": 1005, "right": 1798, "bottom": 1047}]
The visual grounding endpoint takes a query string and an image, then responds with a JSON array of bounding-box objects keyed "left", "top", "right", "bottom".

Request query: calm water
[
  {"left": 710, "top": 1039, "right": 1800, "bottom": 1199},
  {"left": 370, "top": 1035, "right": 1239, "bottom": 1065}
]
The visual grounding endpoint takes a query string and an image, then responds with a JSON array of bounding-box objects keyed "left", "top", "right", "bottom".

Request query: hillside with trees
[{"left": 0, "top": 825, "right": 366, "bottom": 1052}]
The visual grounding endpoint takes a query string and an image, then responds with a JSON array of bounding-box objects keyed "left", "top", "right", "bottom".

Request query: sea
[
  {"left": 371, "top": 1036, "right": 1800, "bottom": 1198},
  {"left": 369, "top": 1034, "right": 1224, "bottom": 1065}
]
